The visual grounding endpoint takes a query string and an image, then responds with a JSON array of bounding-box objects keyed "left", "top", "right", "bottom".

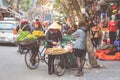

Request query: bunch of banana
[
  {"left": 26, "top": 34, "right": 38, "bottom": 40},
  {"left": 32, "top": 30, "right": 45, "bottom": 37}
]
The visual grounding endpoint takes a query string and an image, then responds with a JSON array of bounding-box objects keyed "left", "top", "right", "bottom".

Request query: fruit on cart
[
  {"left": 16, "top": 31, "right": 37, "bottom": 41},
  {"left": 26, "top": 34, "right": 37, "bottom": 40},
  {"left": 16, "top": 31, "right": 30, "bottom": 41},
  {"left": 18, "top": 31, "right": 30, "bottom": 37},
  {"left": 32, "top": 30, "right": 45, "bottom": 37}
]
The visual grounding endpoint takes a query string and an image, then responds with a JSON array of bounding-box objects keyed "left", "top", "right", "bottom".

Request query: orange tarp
[{"left": 95, "top": 48, "right": 120, "bottom": 60}]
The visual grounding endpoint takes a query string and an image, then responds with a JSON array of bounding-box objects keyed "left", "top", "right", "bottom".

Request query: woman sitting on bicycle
[
  {"left": 30, "top": 21, "right": 44, "bottom": 66},
  {"left": 45, "top": 22, "right": 62, "bottom": 75},
  {"left": 71, "top": 21, "right": 87, "bottom": 77}
]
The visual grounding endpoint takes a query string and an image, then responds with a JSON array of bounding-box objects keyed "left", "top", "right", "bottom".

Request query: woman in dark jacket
[
  {"left": 45, "top": 28, "right": 62, "bottom": 75},
  {"left": 16, "top": 19, "right": 31, "bottom": 53},
  {"left": 16, "top": 19, "right": 31, "bottom": 32}
]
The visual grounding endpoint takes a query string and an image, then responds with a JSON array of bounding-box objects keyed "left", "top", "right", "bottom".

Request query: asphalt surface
[{"left": 0, "top": 46, "right": 120, "bottom": 80}]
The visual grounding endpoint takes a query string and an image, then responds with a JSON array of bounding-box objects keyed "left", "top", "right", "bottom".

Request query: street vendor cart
[
  {"left": 15, "top": 30, "right": 48, "bottom": 69},
  {"left": 45, "top": 47, "right": 70, "bottom": 76}
]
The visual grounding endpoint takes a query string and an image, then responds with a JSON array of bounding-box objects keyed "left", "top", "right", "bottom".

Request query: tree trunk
[
  {"left": 67, "top": 0, "right": 75, "bottom": 25},
  {"left": 17, "top": 0, "right": 20, "bottom": 11},
  {"left": 9, "top": 0, "right": 14, "bottom": 8},
  {"left": 71, "top": 0, "right": 84, "bottom": 21},
  {"left": 87, "top": 32, "right": 99, "bottom": 68}
]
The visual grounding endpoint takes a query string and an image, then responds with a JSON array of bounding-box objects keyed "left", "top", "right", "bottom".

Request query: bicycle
[
  {"left": 53, "top": 35, "right": 86, "bottom": 76},
  {"left": 24, "top": 39, "right": 48, "bottom": 69},
  {"left": 53, "top": 54, "right": 67, "bottom": 76},
  {"left": 66, "top": 53, "right": 78, "bottom": 70},
  {"left": 50, "top": 50, "right": 86, "bottom": 76},
  {"left": 66, "top": 50, "right": 86, "bottom": 70},
  {"left": 18, "top": 44, "right": 29, "bottom": 54},
  {"left": 45, "top": 47, "right": 70, "bottom": 76}
]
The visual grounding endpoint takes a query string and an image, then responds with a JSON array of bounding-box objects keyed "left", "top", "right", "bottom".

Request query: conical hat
[{"left": 48, "top": 22, "right": 62, "bottom": 30}]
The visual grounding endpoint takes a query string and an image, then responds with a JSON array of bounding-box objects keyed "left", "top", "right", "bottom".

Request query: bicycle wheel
[
  {"left": 54, "top": 55, "right": 66, "bottom": 76},
  {"left": 19, "top": 45, "right": 23, "bottom": 54},
  {"left": 25, "top": 50, "right": 40, "bottom": 69},
  {"left": 43, "top": 53, "right": 48, "bottom": 64},
  {"left": 18, "top": 45, "right": 29, "bottom": 54},
  {"left": 39, "top": 44, "right": 48, "bottom": 64},
  {"left": 67, "top": 54, "right": 78, "bottom": 70}
]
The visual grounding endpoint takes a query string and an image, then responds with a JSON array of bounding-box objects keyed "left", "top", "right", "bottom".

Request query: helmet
[{"left": 21, "top": 19, "right": 28, "bottom": 24}]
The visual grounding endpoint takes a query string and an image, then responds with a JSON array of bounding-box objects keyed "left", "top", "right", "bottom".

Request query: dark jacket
[
  {"left": 45, "top": 29, "right": 62, "bottom": 48},
  {"left": 16, "top": 23, "right": 31, "bottom": 32}
]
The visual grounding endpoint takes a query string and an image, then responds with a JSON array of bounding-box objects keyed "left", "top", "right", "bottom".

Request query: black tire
[
  {"left": 18, "top": 45, "right": 29, "bottom": 54},
  {"left": 54, "top": 55, "right": 66, "bottom": 76},
  {"left": 25, "top": 50, "right": 40, "bottom": 69},
  {"left": 67, "top": 54, "right": 78, "bottom": 70},
  {"left": 67, "top": 53, "right": 86, "bottom": 70}
]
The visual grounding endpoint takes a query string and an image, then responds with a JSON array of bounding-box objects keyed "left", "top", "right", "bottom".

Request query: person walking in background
[
  {"left": 63, "top": 24, "right": 70, "bottom": 34},
  {"left": 91, "top": 24, "right": 100, "bottom": 50},
  {"left": 71, "top": 21, "right": 87, "bottom": 77},
  {"left": 30, "top": 19, "right": 44, "bottom": 32}
]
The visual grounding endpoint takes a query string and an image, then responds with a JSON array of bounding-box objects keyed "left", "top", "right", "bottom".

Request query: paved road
[{"left": 0, "top": 45, "right": 120, "bottom": 80}]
